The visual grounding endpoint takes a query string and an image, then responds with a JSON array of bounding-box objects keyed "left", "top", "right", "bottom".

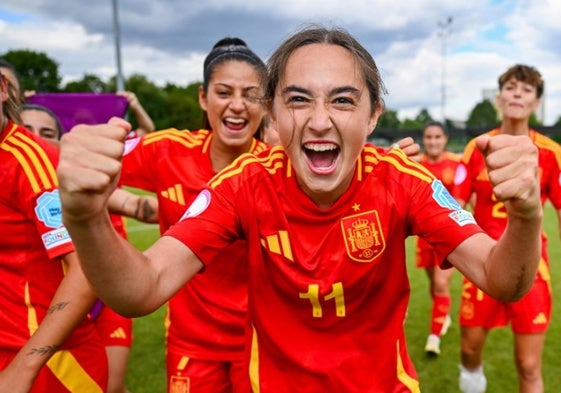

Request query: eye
[
  {"left": 285, "top": 94, "right": 310, "bottom": 106},
  {"left": 216, "top": 90, "right": 231, "bottom": 98}
]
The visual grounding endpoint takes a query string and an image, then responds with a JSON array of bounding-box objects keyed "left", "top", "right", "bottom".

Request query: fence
[{"left": 369, "top": 126, "right": 561, "bottom": 153}]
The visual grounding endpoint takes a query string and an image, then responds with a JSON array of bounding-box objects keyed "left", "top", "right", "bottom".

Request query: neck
[
  {"left": 424, "top": 152, "right": 444, "bottom": 163},
  {"left": 499, "top": 117, "right": 530, "bottom": 136},
  {"left": 209, "top": 138, "right": 253, "bottom": 172}
]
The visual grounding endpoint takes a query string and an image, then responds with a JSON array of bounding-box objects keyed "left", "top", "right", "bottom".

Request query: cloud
[{"left": 1, "top": 0, "right": 560, "bottom": 124}]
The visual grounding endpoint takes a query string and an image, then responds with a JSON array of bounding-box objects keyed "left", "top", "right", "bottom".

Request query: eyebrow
[
  {"left": 281, "top": 85, "right": 361, "bottom": 97},
  {"left": 214, "top": 82, "right": 260, "bottom": 91}
]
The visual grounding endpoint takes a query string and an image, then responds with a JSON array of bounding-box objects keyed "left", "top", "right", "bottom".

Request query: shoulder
[
  {"left": 1, "top": 124, "right": 59, "bottom": 193},
  {"left": 208, "top": 146, "right": 288, "bottom": 189},
  {"left": 532, "top": 130, "right": 561, "bottom": 154},
  {"left": 142, "top": 128, "right": 208, "bottom": 148},
  {"left": 362, "top": 144, "right": 434, "bottom": 184}
]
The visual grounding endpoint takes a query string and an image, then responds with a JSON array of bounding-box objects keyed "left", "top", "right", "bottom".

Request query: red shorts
[
  {"left": 459, "top": 275, "right": 551, "bottom": 334},
  {"left": 415, "top": 237, "right": 440, "bottom": 268},
  {"left": 166, "top": 348, "right": 249, "bottom": 393},
  {"left": 94, "top": 304, "right": 133, "bottom": 347},
  {"left": 0, "top": 339, "right": 108, "bottom": 392}
]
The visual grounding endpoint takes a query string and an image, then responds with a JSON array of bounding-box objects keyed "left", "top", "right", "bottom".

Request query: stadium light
[
  {"left": 437, "top": 16, "right": 453, "bottom": 123},
  {"left": 112, "top": 0, "right": 125, "bottom": 92}
]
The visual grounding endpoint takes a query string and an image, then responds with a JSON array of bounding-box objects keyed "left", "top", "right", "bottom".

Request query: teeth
[
  {"left": 225, "top": 117, "right": 245, "bottom": 124},
  {"left": 304, "top": 143, "right": 338, "bottom": 152}
]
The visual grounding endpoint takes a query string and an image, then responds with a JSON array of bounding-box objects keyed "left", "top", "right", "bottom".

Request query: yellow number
[
  {"left": 300, "top": 282, "right": 346, "bottom": 318},
  {"left": 299, "top": 284, "right": 322, "bottom": 317},
  {"left": 491, "top": 194, "right": 507, "bottom": 218}
]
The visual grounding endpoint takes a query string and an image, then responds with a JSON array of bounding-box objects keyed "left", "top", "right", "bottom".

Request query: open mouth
[
  {"left": 224, "top": 117, "right": 247, "bottom": 131},
  {"left": 304, "top": 142, "right": 340, "bottom": 173}
]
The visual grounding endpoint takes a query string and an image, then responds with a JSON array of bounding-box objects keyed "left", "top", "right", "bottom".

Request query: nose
[
  {"left": 229, "top": 94, "right": 246, "bottom": 111},
  {"left": 307, "top": 101, "right": 332, "bottom": 133}
]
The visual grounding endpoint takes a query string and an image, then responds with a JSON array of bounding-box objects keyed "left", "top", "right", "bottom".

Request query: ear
[
  {"left": 198, "top": 85, "right": 207, "bottom": 111},
  {"left": 0, "top": 75, "right": 8, "bottom": 103},
  {"left": 367, "top": 102, "right": 383, "bottom": 138}
]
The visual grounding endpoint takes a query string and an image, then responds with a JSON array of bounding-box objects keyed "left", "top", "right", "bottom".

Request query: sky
[{"left": 1, "top": 0, "right": 561, "bottom": 125}]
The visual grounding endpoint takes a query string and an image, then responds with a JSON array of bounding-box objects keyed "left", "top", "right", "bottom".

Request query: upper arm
[
  {"left": 446, "top": 232, "right": 495, "bottom": 291},
  {"left": 143, "top": 236, "right": 204, "bottom": 305}
]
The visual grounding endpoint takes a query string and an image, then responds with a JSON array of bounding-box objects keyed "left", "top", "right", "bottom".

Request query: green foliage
[
  {"left": 161, "top": 82, "right": 203, "bottom": 130},
  {"left": 529, "top": 112, "right": 542, "bottom": 127},
  {"left": 378, "top": 109, "right": 400, "bottom": 130},
  {"left": 466, "top": 99, "right": 498, "bottom": 128},
  {"left": 555, "top": 116, "right": 561, "bottom": 127},
  {"left": 2, "top": 49, "right": 62, "bottom": 92},
  {"left": 400, "top": 108, "right": 434, "bottom": 130},
  {"left": 63, "top": 74, "right": 108, "bottom": 93}
]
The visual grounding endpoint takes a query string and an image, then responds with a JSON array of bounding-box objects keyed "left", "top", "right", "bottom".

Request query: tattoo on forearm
[
  {"left": 120, "top": 196, "right": 130, "bottom": 212},
  {"left": 47, "top": 302, "right": 69, "bottom": 315},
  {"left": 136, "top": 197, "right": 156, "bottom": 221},
  {"left": 26, "top": 345, "right": 59, "bottom": 357}
]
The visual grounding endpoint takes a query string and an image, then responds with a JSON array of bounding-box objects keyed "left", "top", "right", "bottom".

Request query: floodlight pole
[
  {"left": 112, "top": 0, "right": 125, "bottom": 92},
  {"left": 437, "top": 16, "right": 452, "bottom": 123}
]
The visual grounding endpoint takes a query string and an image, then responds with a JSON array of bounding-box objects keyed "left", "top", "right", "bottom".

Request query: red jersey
[
  {"left": 420, "top": 151, "right": 461, "bottom": 192},
  {"left": 167, "top": 145, "right": 482, "bottom": 392},
  {"left": 453, "top": 129, "right": 561, "bottom": 258},
  {"left": 416, "top": 151, "right": 461, "bottom": 263},
  {"left": 0, "top": 121, "right": 98, "bottom": 351},
  {"left": 121, "top": 128, "right": 268, "bottom": 360}
]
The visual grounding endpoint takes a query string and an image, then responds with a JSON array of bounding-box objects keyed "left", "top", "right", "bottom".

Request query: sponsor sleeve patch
[
  {"left": 448, "top": 209, "right": 476, "bottom": 226},
  {"left": 42, "top": 227, "right": 72, "bottom": 249}
]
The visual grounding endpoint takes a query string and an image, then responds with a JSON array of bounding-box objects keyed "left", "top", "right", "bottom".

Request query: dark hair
[
  {"left": 498, "top": 64, "right": 544, "bottom": 98},
  {"left": 21, "top": 103, "right": 64, "bottom": 139},
  {"left": 422, "top": 120, "right": 448, "bottom": 136},
  {"left": 201, "top": 37, "right": 266, "bottom": 129},
  {"left": 0, "top": 58, "right": 23, "bottom": 124},
  {"left": 264, "top": 25, "right": 387, "bottom": 113}
]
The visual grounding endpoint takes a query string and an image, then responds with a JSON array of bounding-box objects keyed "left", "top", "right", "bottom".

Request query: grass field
[{"left": 124, "top": 203, "right": 561, "bottom": 392}]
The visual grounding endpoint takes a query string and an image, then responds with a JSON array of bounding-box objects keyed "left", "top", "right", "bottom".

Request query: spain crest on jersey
[{"left": 341, "top": 210, "right": 385, "bottom": 263}]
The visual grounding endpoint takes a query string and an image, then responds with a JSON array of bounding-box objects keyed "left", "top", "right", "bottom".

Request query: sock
[{"left": 430, "top": 295, "right": 451, "bottom": 336}]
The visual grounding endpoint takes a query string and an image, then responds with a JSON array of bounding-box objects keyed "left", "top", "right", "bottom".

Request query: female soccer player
[
  {"left": 57, "top": 26, "right": 543, "bottom": 392},
  {"left": 454, "top": 64, "right": 561, "bottom": 393},
  {"left": 416, "top": 120, "right": 461, "bottom": 356},
  {"left": 119, "top": 37, "right": 268, "bottom": 392}
]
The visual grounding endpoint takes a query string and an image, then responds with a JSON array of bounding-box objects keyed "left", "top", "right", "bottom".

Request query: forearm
[
  {"left": 130, "top": 106, "right": 155, "bottom": 133},
  {"left": 64, "top": 211, "right": 164, "bottom": 316},
  {"left": 6, "top": 257, "right": 97, "bottom": 385},
  {"left": 485, "top": 210, "right": 542, "bottom": 301},
  {"left": 108, "top": 189, "right": 158, "bottom": 223}
]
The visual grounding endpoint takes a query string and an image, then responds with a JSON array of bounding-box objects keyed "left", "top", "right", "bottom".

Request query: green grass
[{"left": 124, "top": 204, "right": 561, "bottom": 392}]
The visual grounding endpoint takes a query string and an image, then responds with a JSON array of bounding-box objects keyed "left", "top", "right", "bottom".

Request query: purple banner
[{"left": 27, "top": 93, "right": 128, "bottom": 134}]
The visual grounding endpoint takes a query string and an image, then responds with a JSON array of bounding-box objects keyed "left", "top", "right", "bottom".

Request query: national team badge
[
  {"left": 169, "top": 375, "right": 190, "bottom": 393},
  {"left": 341, "top": 210, "right": 385, "bottom": 263}
]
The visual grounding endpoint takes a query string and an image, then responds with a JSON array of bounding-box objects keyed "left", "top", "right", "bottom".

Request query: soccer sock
[{"left": 430, "top": 295, "right": 451, "bottom": 336}]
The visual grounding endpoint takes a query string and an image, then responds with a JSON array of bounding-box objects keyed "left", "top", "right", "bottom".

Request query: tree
[
  {"left": 63, "top": 74, "right": 108, "bottom": 93},
  {"left": 554, "top": 116, "right": 561, "bottom": 127},
  {"left": 377, "top": 109, "right": 400, "bottom": 130},
  {"left": 400, "top": 108, "right": 434, "bottom": 130},
  {"left": 466, "top": 99, "right": 497, "bottom": 128},
  {"left": 122, "top": 74, "right": 167, "bottom": 130},
  {"left": 415, "top": 108, "right": 433, "bottom": 125},
  {"left": 2, "top": 49, "right": 62, "bottom": 92},
  {"left": 528, "top": 112, "right": 542, "bottom": 127},
  {"left": 162, "top": 82, "right": 203, "bottom": 130}
]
